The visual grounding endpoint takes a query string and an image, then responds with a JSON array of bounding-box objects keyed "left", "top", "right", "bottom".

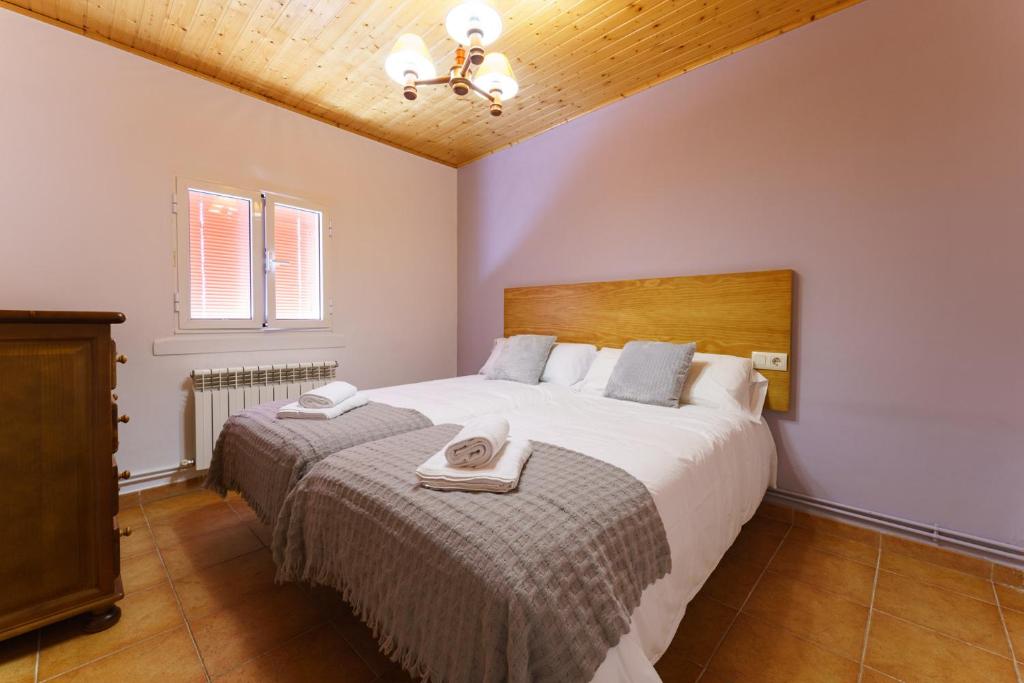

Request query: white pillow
[
  {"left": 541, "top": 343, "right": 598, "bottom": 386},
  {"left": 577, "top": 347, "right": 622, "bottom": 395},
  {"left": 478, "top": 338, "right": 507, "bottom": 375},
  {"left": 681, "top": 352, "right": 766, "bottom": 419}
]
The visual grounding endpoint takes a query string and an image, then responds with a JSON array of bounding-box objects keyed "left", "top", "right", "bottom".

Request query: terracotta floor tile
[
  {"left": 118, "top": 492, "right": 141, "bottom": 511},
  {"left": 331, "top": 608, "right": 400, "bottom": 678},
  {"left": 874, "top": 570, "right": 1008, "bottom": 655},
  {"left": 246, "top": 520, "right": 273, "bottom": 548},
  {"left": 785, "top": 525, "right": 878, "bottom": 566},
  {"left": 658, "top": 595, "right": 737, "bottom": 668},
  {"left": 722, "top": 523, "right": 787, "bottom": 569},
  {"left": 47, "top": 626, "right": 205, "bottom": 682},
  {"left": 117, "top": 509, "right": 156, "bottom": 559},
  {"left": 144, "top": 489, "right": 229, "bottom": 522},
  {"left": 996, "top": 584, "right": 1024, "bottom": 614},
  {"left": 652, "top": 656, "right": 704, "bottom": 683},
  {"left": 214, "top": 623, "right": 374, "bottom": 682},
  {"left": 793, "top": 512, "right": 879, "bottom": 546},
  {"left": 38, "top": 583, "right": 183, "bottom": 680},
  {"left": 699, "top": 555, "right": 765, "bottom": 609},
  {"left": 0, "top": 630, "right": 38, "bottom": 683},
  {"left": 879, "top": 549, "right": 995, "bottom": 603},
  {"left": 174, "top": 549, "right": 278, "bottom": 621},
  {"left": 189, "top": 583, "right": 323, "bottom": 676},
  {"left": 224, "top": 495, "right": 259, "bottom": 522},
  {"left": 159, "top": 524, "right": 263, "bottom": 579},
  {"left": 768, "top": 537, "right": 876, "bottom": 605},
  {"left": 860, "top": 667, "right": 901, "bottom": 683},
  {"left": 880, "top": 536, "right": 991, "bottom": 579},
  {"left": 120, "top": 551, "right": 167, "bottom": 595},
  {"left": 994, "top": 564, "right": 1024, "bottom": 589},
  {"left": 138, "top": 478, "right": 204, "bottom": 505},
  {"left": 865, "top": 611, "right": 1017, "bottom": 682},
  {"left": 149, "top": 504, "right": 246, "bottom": 548},
  {"left": 705, "top": 612, "right": 859, "bottom": 683},
  {"left": 755, "top": 501, "right": 794, "bottom": 525},
  {"left": 1002, "top": 606, "right": 1024, "bottom": 664},
  {"left": 743, "top": 570, "right": 869, "bottom": 661}
]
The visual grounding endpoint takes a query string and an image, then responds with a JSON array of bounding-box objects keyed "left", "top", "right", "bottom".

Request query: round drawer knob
[
  {"left": 118, "top": 415, "right": 130, "bottom": 424},
  {"left": 115, "top": 354, "right": 128, "bottom": 364},
  {"left": 119, "top": 526, "right": 132, "bottom": 538},
  {"left": 119, "top": 470, "right": 131, "bottom": 480}
]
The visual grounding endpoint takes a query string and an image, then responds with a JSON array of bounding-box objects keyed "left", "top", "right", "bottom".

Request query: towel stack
[
  {"left": 277, "top": 381, "right": 368, "bottom": 420},
  {"left": 416, "top": 416, "right": 532, "bottom": 493}
]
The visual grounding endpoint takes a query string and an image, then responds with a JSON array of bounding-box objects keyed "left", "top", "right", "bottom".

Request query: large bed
[{"left": 216, "top": 269, "right": 794, "bottom": 682}]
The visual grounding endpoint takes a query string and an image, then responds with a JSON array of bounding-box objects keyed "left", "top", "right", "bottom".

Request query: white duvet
[
  {"left": 496, "top": 389, "right": 776, "bottom": 682},
  {"left": 361, "top": 374, "right": 563, "bottom": 424},
  {"left": 366, "top": 374, "right": 777, "bottom": 681}
]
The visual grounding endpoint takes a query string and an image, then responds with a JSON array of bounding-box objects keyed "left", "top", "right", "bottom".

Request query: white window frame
[
  {"left": 263, "top": 193, "right": 330, "bottom": 330},
  {"left": 174, "top": 178, "right": 331, "bottom": 332},
  {"left": 175, "top": 178, "right": 264, "bottom": 331}
]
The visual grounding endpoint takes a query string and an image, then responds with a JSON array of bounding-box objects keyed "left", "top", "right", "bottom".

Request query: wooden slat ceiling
[{"left": 3, "top": 0, "right": 863, "bottom": 166}]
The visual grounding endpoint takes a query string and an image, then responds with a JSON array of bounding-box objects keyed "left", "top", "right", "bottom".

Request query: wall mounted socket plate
[{"left": 752, "top": 351, "right": 788, "bottom": 372}]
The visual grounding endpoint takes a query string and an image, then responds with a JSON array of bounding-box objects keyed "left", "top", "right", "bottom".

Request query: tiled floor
[{"left": 1, "top": 482, "right": 1021, "bottom": 682}]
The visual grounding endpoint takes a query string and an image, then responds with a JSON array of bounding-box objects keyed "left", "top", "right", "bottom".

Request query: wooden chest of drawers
[{"left": 0, "top": 310, "right": 129, "bottom": 640}]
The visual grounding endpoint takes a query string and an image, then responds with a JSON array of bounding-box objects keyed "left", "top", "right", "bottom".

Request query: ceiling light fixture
[{"left": 385, "top": 1, "right": 518, "bottom": 117}]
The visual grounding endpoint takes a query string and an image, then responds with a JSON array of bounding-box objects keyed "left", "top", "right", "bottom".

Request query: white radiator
[{"left": 190, "top": 361, "right": 338, "bottom": 470}]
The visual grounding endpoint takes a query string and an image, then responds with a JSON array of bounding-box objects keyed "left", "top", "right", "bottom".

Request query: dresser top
[{"left": 0, "top": 310, "right": 126, "bottom": 324}]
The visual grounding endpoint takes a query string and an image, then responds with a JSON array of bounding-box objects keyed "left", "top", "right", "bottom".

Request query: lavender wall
[{"left": 457, "top": 0, "right": 1024, "bottom": 547}]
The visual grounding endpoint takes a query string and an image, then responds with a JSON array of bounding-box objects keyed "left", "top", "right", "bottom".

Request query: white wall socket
[{"left": 752, "top": 351, "right": 788, "bottom": 372}]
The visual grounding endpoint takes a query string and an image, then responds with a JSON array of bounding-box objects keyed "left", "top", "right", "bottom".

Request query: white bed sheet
[
  {"left": 361, "top": 374, "right": 564, "bottom": 424},
  {"left": 494, "top": 389, "right": 777, "bottom": 682}
]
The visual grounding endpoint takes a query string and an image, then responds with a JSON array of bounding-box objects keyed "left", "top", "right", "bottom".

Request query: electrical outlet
[{"left": 752, "top": 352, "right": 788, "bottom": 371}]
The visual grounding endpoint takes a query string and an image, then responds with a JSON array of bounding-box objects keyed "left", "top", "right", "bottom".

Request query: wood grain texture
[
  {"left": 1, "top": 0, "right": 864, "bottom": 166},
  {"left": 505, "top": 269, "right": 793, "bottom": 411}
]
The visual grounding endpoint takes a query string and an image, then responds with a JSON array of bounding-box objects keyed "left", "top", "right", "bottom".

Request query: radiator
[{"left": 190, "top": 361, "right": 339, "bottom": 470}]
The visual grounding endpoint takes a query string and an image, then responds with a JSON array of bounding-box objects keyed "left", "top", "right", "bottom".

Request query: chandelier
[{"left": 385, "top": 1, "right": 519, "bottom": 117}]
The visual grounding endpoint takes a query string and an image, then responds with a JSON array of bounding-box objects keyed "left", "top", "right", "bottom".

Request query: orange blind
[
  {"left": 188, "top": 190, "right": 252, "bottom": 320},
  {"left": 273, "top": 204, "right": 322, "bottom": 320}
]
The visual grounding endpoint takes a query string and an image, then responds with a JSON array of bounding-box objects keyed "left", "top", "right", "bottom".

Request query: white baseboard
[
  {"left": 766, "top": 488, "right": 1024, "bottom": 569},
  {"left": 119, "top": 464, "right": 202, "bottom": 494}
]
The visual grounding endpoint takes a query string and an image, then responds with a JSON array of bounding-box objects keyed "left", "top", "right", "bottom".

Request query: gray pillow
[
  {"left": 485, "top": 334, "right": 557, "bottom": 384},
  {"left": 604, "top": 340, "right": 697, "bottom": 407}
]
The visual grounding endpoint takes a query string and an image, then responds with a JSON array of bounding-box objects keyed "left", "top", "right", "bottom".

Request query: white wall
[{"left": 0, "top": 11, "right": 458, "bottom": 484}]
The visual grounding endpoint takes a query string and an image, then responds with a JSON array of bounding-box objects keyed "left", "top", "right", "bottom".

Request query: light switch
[{"left": 752, "top": 352, "right": 788, "bottom": 372}]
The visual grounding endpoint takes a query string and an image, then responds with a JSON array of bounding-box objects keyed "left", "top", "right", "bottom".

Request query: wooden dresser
[{"left": 0, "top": 311, "right": 129, "bottom": 640}]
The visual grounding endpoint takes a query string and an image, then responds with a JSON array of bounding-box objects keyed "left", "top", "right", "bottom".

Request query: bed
[
  {"left": 205, "top": 374, "right": 566, "bottom": 527},
  {"left": 271, "top": 269, "right": 794, "bottom": 683}
]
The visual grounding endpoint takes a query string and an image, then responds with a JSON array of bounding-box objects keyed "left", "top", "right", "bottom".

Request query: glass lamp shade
[
  {"left": 472, "top": 52, "right": 518, "bottom": 99},
  {"left": 445, "top": 1, "right": 502, "bottom": 46},
  {"left": 384, "top": 33, "right": 436, "bottom": 84}
]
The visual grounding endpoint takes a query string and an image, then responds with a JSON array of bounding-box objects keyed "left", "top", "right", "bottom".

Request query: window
[{"left": 176, "top": 179, "right": 329, "bottom": 330}]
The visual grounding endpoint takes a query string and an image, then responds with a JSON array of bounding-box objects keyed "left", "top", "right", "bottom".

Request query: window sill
[{"left": 152, "top": 330, "right": 346, "bottom": 356}]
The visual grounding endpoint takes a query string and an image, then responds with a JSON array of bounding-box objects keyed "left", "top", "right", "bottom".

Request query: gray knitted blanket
[
  {"left": 204, "top": 400, "right": 431, "bottom": 527},
  {"left": 274, "top": 424, "right": 671, "bottom": 683}
]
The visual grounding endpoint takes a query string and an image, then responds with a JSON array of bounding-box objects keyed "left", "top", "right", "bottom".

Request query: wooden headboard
[{"left": 504, "top": 269, "right": 794, "bottom": 411}]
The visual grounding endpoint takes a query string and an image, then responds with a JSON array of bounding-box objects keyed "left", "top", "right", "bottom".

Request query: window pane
[
  {"left": 273, "top": 204, "right": 322, "bottom": 320},
  {"left": 188, "top": 190, "right": 252, "bottom": 320}
]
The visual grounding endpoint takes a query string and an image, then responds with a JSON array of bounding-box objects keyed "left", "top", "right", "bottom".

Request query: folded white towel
[
  {"left": 417, "top": 439, "right": 532, "bottom": 493},
  {"left": 277, "top": 393, "right": 368, "bottom": 420},
  {"left": 443, "top": 415, "right": 510, "bottom": 468},
  {"left": 298, "top": 381, "right": 358, "bottom": 409}
]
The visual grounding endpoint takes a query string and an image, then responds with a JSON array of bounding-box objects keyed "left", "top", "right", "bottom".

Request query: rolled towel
[
  {"left": 417, "top": 439, "right": 533, "bottom": 493},
  {"left": 298, "top": 381, "right": 358, "bottom": 409},
  {"left": 443, "top": 415, "right": 510, "bottom": 468},
  {"left": 277, "top": 393, "right": 368, "bottom": 420}
]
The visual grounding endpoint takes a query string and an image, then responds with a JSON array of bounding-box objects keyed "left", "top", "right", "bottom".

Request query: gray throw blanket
[
  {"left": 204, "top": 400, "right": 431, "bottom": 527},
  {"left": 274, "top": 424, "right": 672, "bottom": 683}
]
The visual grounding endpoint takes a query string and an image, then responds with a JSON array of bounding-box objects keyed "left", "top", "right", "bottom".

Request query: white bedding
[
  {"left": 493, "top": 389, "right": 777, "bottom": 682},
  {"left": 361, "top": 374, "right": 563, "bottom": 424},
  {"left": 344, "top": 374, "right": 775, "bottom": 681}
]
